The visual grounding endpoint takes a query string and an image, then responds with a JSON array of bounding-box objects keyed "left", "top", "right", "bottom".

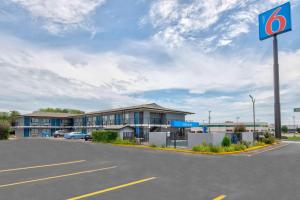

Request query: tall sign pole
[
  {"left": 273, "top": 35, "right": 281, "bottom": 139},
  {"left": 259, "top": 2, "right": 292, "bottom": 139}
]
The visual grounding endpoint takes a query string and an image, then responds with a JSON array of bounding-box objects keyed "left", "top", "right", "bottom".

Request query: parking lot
[{"left": 0, "top": 139, "right": 299, "bottom": 200}]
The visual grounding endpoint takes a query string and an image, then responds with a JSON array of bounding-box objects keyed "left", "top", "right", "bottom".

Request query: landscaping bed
[{"left": 91, "top": 130, "right": 277, "bottom": 155}]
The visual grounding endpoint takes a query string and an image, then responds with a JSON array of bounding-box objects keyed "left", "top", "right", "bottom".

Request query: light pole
[
  {"left": 249, "top": 95, "right": 256, "bottom": 140},
  {"left": 293, "top": 116, "right": 296, "bottom": 137},
  {"left": 236, "top": 117, "right": 240, "bottom": 124},
  {"left": 208, "top": 111, "right": 211, "bottom": 133}
]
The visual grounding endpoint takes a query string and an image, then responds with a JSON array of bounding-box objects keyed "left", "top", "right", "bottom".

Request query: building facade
[{"left": 13, "top": 103, "right": 193, "bottom": 140}]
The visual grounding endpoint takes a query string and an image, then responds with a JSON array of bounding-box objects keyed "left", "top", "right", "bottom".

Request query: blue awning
[{"left": 171, "top": 121, "right": 200, "bottom": 128}]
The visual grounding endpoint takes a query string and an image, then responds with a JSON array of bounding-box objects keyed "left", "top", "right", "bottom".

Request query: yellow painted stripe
[
  {"left": 248, "top": 144, "right": 289, "bottom": 157},
  {"left": 0, "top": 160, "right": 86, "bottom": 173},
  {"left": 67, "top": 177, "right": 157, "bottom": 200},
  {"left": 0, "top": 166, "right": 117, "bottom": 188},
  {"left": 213, "top": 194, "right": 226, "bottom": 200}
]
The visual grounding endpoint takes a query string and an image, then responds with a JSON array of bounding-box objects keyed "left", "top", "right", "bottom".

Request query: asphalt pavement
[{"left": 0, "top": 138, "right": 299, "bottom": 200}]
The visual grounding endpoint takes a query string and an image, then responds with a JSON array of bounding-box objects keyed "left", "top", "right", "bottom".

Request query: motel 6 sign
[{"left": 259, "top": 2, "right": 292, "bottom": 40}]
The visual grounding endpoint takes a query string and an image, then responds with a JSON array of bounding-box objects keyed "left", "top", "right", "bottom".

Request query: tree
[
  {"left": 8, "top": 111, "right": 21, "bottom": 124},
  {"left": 0, "top": 112, "right": 9, "bottom": 121},
  {"left": 0, "top": 120, "right": 10, "bottom": 140},
  {"left": 38, "top": 108, "right": 84, "bottom": 114},
  {"left": 281, "top": 125, "right": 288, "bottom": 133},
  {"left": 234, "top": 124, "right": 246, "bottom": 133},
  {"left": 0, "top": 111, "right": 21, "bottom": 126},
  {"left": 297, "top": 128, "right": 300, "bottom": 133}
]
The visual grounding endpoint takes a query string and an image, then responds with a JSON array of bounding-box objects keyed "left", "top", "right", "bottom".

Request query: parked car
[
  {"left": 64, "top": 132, "right": 87, "bottom": 139},
  {"left": 53, "top": 130, "right": 67, "bottom": 138},
  {"left": 84, "top": 134, "right": 92, "bottom": 141}
]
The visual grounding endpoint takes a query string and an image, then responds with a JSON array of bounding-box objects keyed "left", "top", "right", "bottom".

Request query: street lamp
[
  {"left": 208, "top": 111, "right": 211, "bottom": 133},
  {"left": 293, "top": 116, "right": 296, "bottom": 137},
  {"left": 249, "top": 95, "right": 257, "bottom": 140}
]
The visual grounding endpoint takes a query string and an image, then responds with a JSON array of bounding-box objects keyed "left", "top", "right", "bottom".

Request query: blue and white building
[{"left": 13, "top": 103, "right": 194, "bottom": 140}]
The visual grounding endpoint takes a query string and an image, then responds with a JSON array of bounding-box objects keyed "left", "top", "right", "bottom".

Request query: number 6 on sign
[{"left": 259, "top": 2, "right": 292, "bottom": 40}]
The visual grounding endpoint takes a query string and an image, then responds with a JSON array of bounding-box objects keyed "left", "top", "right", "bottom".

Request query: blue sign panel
[
  {"left": 259, "top": 2, "right": 291, "bottom": 40},
  {"left": 171, "top": 121, "right": 200, "bottom": 128}
]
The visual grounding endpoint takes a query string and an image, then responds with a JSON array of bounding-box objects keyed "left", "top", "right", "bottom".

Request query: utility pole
[
  {"left": 208, "top": 111, "right": 211, "bottom": 133},
  {"left": 236, "top": 117, "right": 240, "bottom": 124},
  {"left": 249, "top": 95, "right": 256, "bottom": 140},
  {"left": 293, "top": 116, "right": 296, "bottom": 137}
]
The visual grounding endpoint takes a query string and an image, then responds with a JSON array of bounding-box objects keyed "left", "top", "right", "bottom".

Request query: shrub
[
  {"left": 0, "top": 120, "right": 10, "bottom": 140},
  {"left": 241, "top": 140, "right": 251, "bottom": 148},
  {"left": 161, "top": 144, "right": 166, "bottom": 148},
  {"left": 222, "top": 136, "right": 231, "bottom": 147},
  {"left": 150, "top": 144, "right": 157, "bottom": 148},
  {"left": 223, "top": 146, "right": 235, "bottom": 152},
  {"left": 234, "top": 124, "right": 246, "bottom": 133},
  {"left": 281, "top": 125, "right": 288, "bottom": 133},
  {"left": 192, "top": 145, "right": 210, "bottom": 152},
  {"left": 233, "top": 144, "right": 247, "bottom": 151},
  {"left": 92, "top": 130, "right": 118, "bottom": 143},
  {"left": 209, "top": 145, "right": 223, "bottom": 153},
  {"left": 262, "top": 132, "right": 275, "bottom": 144}
]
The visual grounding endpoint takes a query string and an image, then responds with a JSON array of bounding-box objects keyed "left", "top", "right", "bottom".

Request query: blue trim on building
[
  {"left": 115, "top": 114, "right": 122, "bottom": 125},
  {"left": 24, "top": 128, "right": 30, "bottom": 137},
  {"left": 134, "top": 112, "right": 139, "bottom": 124},
  {"left": 24, "top": 116, "right": 30, "bottom": 126}
]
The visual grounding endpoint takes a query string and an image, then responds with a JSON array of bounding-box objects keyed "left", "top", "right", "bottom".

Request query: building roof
[
  {"left": 23, "top": 112, "right": 78, "bottom": 118},
  {"left": 20, "top": 103, "right": 194, "bottom": 118},
  {"left": 84, "top": 103, "right": 194, "bottom": 116}
]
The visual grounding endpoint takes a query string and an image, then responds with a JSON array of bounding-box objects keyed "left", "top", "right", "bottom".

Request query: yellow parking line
[
  {"left": 248, "top": 144, "right": 289, "bottom": 157},
  {"left": 213, "top": 194, "right": 226, "bottom": 200},
  {"left": 67, "top": 177, "right": 157, "bottom": 200},
  {"left": 0, "top": 166, "right": 117, "bottom": 188},
  {"left": 0, "top": 160, "right": 86, "bottom": 173}
]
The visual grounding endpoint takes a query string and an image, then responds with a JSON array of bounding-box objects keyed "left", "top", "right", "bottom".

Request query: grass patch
[
  {"left": 286, "top": 136, "right": 300, "bottom": 141},
  {"left": 112, "top": 139, "right": 136, "bottom": 145}
]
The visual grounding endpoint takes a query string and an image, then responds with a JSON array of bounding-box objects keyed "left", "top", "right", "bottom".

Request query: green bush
[
  {"left": 192, "top": 143, "right": 251, "bottom": 153},
  {"left": 223, "top": 146, "right": 235, "bottom": 152},
  {"left": 0, "top": 120, "right": 10, "bottom": 140},
  {"left": 241, "top": 140, "right": 252, "bottom": 148},
  {"left": 254, "top": 141, "right": 265, "bottom": 146},
  {"left": 233, "top": 144, "right": 247, "bottom": 151},
  {"left": 262, "top": 132, "right": 275, "bottom": 144},
  {"left": 222, "top": 136, "right": 231, "bottom": 147},
  {"left": 92, "top": 130, "right": 118, "bottom": 143},
  {"left": 150, "top": 144, "right": 157, "bottom": 148},
  {"left": 209, "top": 145, "right": 223, "bottom": 153},
  {"left": 192, "top": 145, "right": 210, "bottom": 152}
]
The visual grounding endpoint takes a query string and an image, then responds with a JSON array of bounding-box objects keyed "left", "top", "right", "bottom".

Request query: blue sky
[{"left": 0, "top": 0, "right": 300, "bottom": 125}]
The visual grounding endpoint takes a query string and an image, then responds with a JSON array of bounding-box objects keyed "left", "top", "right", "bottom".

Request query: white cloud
[
  {"left": 9, "top": 0, "right": 106, "bottom": 34},
  {"left": 0, "top": 34, "right": 146, "bottom": 113},
  {"left": 146, "top": 0, "right": 300, "bottom": 49},
  {"left": 1, "top": 3, "right": 300, "bottom": 124}
]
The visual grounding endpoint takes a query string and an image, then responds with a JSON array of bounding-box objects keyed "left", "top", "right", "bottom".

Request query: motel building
[{"left": 13, "top": 103, "right": 194, "bottom": 141}]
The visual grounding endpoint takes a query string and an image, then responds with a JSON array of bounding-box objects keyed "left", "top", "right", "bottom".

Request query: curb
[{"left": 111, "top": 143, "right": 277, "bottom": 156}]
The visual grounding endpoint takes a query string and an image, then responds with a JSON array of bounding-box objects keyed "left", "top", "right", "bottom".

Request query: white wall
[
  {"left": 188, "top": 132, "right": 226, "bottom": 148},
  {"left": 242, "top": 132, "right": 254, "bottom": 143},
  {"left": 149, "top": 132, "right": 167, "bottom": 147}
]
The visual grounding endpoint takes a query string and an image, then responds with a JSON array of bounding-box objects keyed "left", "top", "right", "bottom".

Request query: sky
[{"left": 0, "top": 0, "right": 300, "bottom": 125}]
